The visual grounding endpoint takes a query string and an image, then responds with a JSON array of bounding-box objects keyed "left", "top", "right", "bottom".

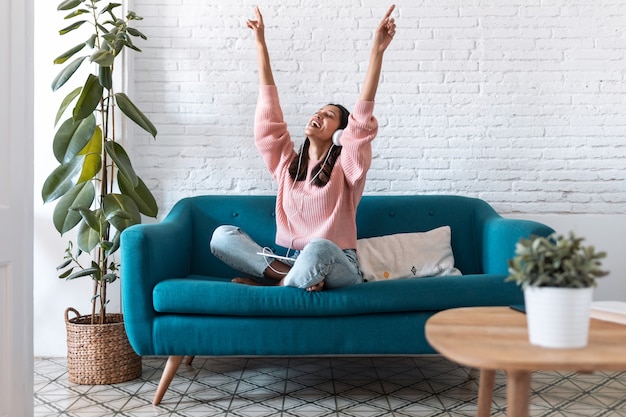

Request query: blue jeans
[{"left": 210, "top": 225, "right": 363, "bottom": 289}]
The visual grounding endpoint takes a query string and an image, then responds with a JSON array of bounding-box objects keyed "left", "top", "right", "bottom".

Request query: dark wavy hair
[{"left": 288, "top": 104, "right": 350, "bottom": 187}]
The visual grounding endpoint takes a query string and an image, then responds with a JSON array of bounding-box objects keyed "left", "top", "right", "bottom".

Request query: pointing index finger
[{"left": 383, "top": 4, "right": 396, "bottom": 20}]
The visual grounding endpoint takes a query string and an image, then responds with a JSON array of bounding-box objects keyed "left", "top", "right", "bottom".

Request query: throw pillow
[{"left": 356, "top": 226, "right": 462, "bottom": 282}]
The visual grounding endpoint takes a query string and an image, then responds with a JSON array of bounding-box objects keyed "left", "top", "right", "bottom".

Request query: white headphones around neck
[{"left": 332, "top": 129, "right": 343, "bottom": 147}]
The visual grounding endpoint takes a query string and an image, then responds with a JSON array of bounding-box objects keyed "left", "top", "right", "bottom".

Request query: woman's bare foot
[
  {"left": 306, "top": 280, "right": 325, "bottom": 292},
  {"left": 232, "top": 277, "right": 282, "bottom": 286},
  {"left": 232, "top": 277, "right": 263, "bottom": 286}
]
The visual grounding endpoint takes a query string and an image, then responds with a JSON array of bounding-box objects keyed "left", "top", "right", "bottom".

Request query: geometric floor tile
[{"left": 34, "top": 356, "right": 626, "bottom": 416}]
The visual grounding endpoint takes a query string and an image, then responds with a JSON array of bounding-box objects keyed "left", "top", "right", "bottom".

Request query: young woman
[{"left": 210, "top": 5, "right": 396, "bottom": 291}]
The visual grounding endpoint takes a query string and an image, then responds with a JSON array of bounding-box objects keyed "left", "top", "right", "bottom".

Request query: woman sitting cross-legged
[{"left": 210, "top": 5, "right": 397, "bottom": 291}]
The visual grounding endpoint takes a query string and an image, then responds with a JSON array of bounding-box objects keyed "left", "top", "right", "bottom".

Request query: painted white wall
[
  {"left": 128, "top": 0, "right": 626, "bottom": 216},
  {"left": 34, "top": 1, "right": 626, "bottom": 356}
]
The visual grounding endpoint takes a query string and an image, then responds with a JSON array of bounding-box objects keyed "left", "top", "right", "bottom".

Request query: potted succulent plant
[
  {"left": 507, "top": 232, "right": 608, "bottom": 348},
  {"left": 42, "top": 0, "right": 157, "bottom": 383}
]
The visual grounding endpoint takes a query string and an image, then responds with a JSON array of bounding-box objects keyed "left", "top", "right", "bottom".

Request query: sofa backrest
[
  {"left": 181, "top": 194, "right": 497, "bottom": 277},
  {"left": 355, "top": 195, "right": 495, "bottom": 275}
]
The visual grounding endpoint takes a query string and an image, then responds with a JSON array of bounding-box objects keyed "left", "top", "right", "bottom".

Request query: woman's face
[{"left": 304, "top": 105, "right": 342, "bottom": 142}]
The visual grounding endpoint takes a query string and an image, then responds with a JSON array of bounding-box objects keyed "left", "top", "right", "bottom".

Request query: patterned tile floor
[{"left": 35, "top": 356, "right": 626, "bottom": 416}]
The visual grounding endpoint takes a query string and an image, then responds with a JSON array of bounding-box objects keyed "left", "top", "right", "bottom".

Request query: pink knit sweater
[{"left": 255, "top": 85, "right": 378, "bottom": 250}]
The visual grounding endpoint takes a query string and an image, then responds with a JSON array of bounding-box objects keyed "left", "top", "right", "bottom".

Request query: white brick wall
[{"left": 127, "top": 0, "right": 626, "bottom": 216}]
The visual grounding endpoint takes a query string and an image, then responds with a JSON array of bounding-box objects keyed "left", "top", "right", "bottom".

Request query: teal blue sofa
[{"left": 120, "top": 195, "right": 553, "bottom": 405}]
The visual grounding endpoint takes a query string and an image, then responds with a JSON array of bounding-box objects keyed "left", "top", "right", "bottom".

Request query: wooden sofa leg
[
  {"left": 185, "top": 356, "right": 195, "bottom": 366},
  {"left": 153, "top": 356, "right": 184, "bottom": 405}
]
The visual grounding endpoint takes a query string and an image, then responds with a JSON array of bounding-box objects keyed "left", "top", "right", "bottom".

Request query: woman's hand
[
  {"left": 247, "top": 6, "right": 266, "bottom": 45},
  {"left": 247, "top": 6, "right": 275, "bottom": 86},
  {"left": 360, "top": 4, "right": 397, "bottom": 101},
  {"left": 372, "top": 5, "right": 396, "bottom": 54}
]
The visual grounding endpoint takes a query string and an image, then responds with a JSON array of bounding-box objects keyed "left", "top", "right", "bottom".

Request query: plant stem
[
  {"left": 86, "top": 0, "right": 107, "bottom": 325},
  {"left": 101, "top": 277, "right": 107, "bottom": 324},
  {"left": 91, "top": 280, "right": 97, "bottom": 324},
  {"left": 109, "top": 76, "right": 116, "bottom": 196},
  {"left": 90, "top": 0, "right": 100, "bottom": 49}
]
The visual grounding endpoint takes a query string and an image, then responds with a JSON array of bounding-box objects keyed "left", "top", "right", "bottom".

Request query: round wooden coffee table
[{"left": 425, "top": 306, "right": 626, "bottom": 417}]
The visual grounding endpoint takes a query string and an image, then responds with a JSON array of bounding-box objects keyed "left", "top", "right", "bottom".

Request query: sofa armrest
[
  {"left": 120, "top": 198, "right": 194, "bottom": 355},
  {"left": 482, "top": 217, "right": 554, "bottom": 275}
]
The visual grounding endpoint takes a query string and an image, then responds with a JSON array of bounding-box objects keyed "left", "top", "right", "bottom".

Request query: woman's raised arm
[
  {"left": 247, "top": 6, "right": 275, "bottom": 86},
  {"left": 360, "top": 4, "right": 396, "bottom": 102}
]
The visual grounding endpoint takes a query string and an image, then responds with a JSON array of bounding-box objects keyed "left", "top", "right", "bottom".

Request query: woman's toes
[
  {"left": 232, "top": 277, "right": 257, "bottom": 285},
  {"left": 306, "top": 280, "right": 325, "bottom": 292}
]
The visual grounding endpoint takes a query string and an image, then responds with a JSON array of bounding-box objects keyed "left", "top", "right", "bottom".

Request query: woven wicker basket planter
[{"left": 65, "top": 307, "right": 142, "bottom": 385}]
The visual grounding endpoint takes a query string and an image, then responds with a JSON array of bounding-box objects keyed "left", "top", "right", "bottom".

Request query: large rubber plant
[{"left": 43, "top": 0, "right": 158, "bottom": 324}]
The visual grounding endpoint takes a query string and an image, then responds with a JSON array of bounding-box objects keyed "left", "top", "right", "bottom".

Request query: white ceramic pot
[{"left": 524, "top": 286, "right": 594, "bottom": 349}]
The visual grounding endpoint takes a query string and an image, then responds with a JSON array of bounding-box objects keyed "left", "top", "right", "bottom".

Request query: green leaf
[
  {"left": 104, "top": 141, "right": 138, "bottom": 187},
  {"left": 126, "top": 11, "right": 143, "bottom": 21},
  {"left": 102, "top": 193, "right": 141, "bottom": 232},
  {"left": 123, "top": 42, "right": 142, "bottom": 53},
  {"left": 107, "top": 231, "right": 121, "bottom": 255},
  {"left": 76, "top": 208, "right": 102, "bottom": 233},
  {"left": 102, "top": 28, "right": 119, "bottom": 43},
  {"left": 77, "top": 217, "right": 103, "bottom": 253},
  {"left": 65, "top": 267, "right": 101, "bottom": 281},
  {"left": 53, "top": 181, "right": 96, "bottom": 235},
  {"left": 42, "top": 158, "right": 84, "bottom": 203},
  {"left": 60, "top": 20, "right": 87, "bottom": 35},
  {"left": 65, "top": 240, "right": 74, "bottom": 255},
  {"left": 103, "top": 273, "right": 118, "bottom": 283},
  {"left": 56, "top": 259, "right": 72, "bottom": 270},
  {"left": 99, "top": 66, "right": 112, "bottom": 90},
  {"left": 51, "top": 56, "right": 87, "bottom": 91},
  {"left": 54, "top": 43, "right": 87, "bottom": 65},
  {"left": 96, "top": 23, "right": 110, "bottom": 35},
  {"left": 53, "top": 114, "right": 96, "bottom": 164},
  {"left": 114, "top": 93, "right": 157, "bottom": 138},
  {"left": 73, "top": 74, "right": 103, "bottom": 121},
  {"left": 90, "top": 48, "right": 115, "bottom": 67},
  {"left": 100, "top": 3, "right": 122, "bottom": 17},
  {"left": 63, "top": 8, "right": 90, "bottom": 19},
  {"left": 86, "top": 34, "right": 97, "bottom": 48},
  {"left": 43, "top": 139, "right": 99, "bottom": 206},
  {"left": 91, "top": 261, "right": 102, "bottom": 282},
  {"left": 102, "top": 193, "right": 138, "bottom": 220},
  {"left": 118, "top": 172, "right": 158, "bottom": 217},
  {"left": 76, "top": 126, "right": 103, "bottom": 183},
  {"left": 58, "top": 268, "right": 75, "bottom": 279},
  {"left": 108, "top": 261, "right": 118, "bottom": 272},
  {"left": 55, "top": 87, "right": 82, "bottom": 126},
  {"left": 57, "top": 0, "right": 81, "bottom": 11},
  {"left": 115, "top": 40, "right": 127, "bottom": 56},
  {"left": 127, "top": 27, "right": 147, "bottom": 40}
]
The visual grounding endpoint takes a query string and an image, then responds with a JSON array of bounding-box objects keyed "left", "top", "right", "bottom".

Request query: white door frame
[{"left": 0, "top": 0, "right": 34, "bottom": 415}]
